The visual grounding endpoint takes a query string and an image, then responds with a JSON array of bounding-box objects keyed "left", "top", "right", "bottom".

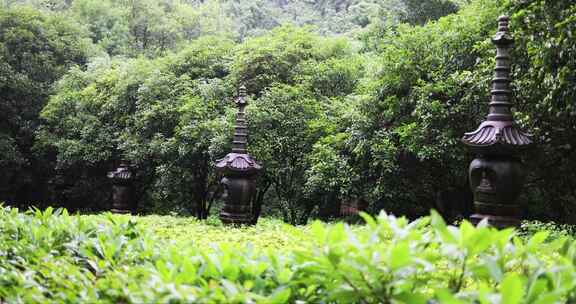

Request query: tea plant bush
[
  {"left": 1, "top": 206, "right": 576, "bottom": 303},
  {"left": 135, "top": 215, "right": 320, "bottom": 252}
]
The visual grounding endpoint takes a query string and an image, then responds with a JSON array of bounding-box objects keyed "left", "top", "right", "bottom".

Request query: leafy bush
[
  {"left": 328, "top": 0, "right": 502, "bottom": 218},
  {"left": 3, "top": 0, "right": 576, "bottom": 225},
  {"left": 38, "top": 26, "right": 361, "bottom": 220},
  {"left": 509, "top": 0, "right": 576, "bottom": 222},
  {"left": 329, "top": 0, "right": 576, "bottom": 221},
  {"left": 0, "top": 6, "right": 91, "bottom": 209},
  {"left": 38, "top": 38, "right": 235, "bottom": 214},
  {"left": 1, "top": 205, "right": 576, "bottom": 303}
]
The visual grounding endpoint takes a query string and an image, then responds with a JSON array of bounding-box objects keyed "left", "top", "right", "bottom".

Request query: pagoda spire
[
  {"left": 462, "top": 15, "right": 532, "bottom": 153},
  {"left": 487, "top": 16, "right": 514, "bottom": 122},
  {"left": 232, "top": 86, "right": 248, "bottom": 154}
]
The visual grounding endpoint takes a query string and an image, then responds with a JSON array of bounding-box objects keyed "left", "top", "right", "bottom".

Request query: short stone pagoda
[
  {"left": 216, "top": 86, "right": 262, "bottom": 225},
  {"left": 107, "top": 161, "right": 135, "bottom": 214},
  {"left": 462, "top": 16, "right": 533, "bottom": 228}
]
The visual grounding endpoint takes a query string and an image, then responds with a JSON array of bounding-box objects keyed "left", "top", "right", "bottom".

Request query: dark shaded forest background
[{"left": 0, "top": 0, "right": 574, "bottom": 224}]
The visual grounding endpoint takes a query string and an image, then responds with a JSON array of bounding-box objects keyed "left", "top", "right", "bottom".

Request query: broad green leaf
[
  {"left": 269, "top": 287, "right": 291, "bottom": 304},
  {"left": 527, "top": 231, "right": 550, "bottom": 250},
  {"left": 500, "top": 274, "right": 524, "bottom": 304},
  {"left": 390, "top": 241, "right": 411, "bottom": 270},
  {"left": 394, "top": 292, "right": 428, "bottom": 304},
  {"left": 360, "top": 212, "right": 377, "bottom": 228},
  {"left": 435, "top": 289, "right": 467, "bottom": 304}
]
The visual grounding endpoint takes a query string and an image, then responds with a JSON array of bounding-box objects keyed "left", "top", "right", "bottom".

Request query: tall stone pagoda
[
  {"left": 462, "top": 16, "right": 533, "bottom": 228},
  {"left": 215, "top": 86, "right": 262, "bottom": 225}
]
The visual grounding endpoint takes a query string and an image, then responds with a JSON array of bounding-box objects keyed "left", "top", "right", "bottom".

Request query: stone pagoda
[
  {"left": 462, "top": 16, "right": 533, "bottom": 227},
  {"left": 215, "top": 86, "right": 262, "bottom": 225}
]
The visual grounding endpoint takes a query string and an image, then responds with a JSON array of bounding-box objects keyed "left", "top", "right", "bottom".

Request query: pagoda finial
[{"left": 494, "top": 16, "right": 512, "bottom": 44}]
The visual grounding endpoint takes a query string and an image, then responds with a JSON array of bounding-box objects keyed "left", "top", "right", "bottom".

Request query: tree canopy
[{"left": 1, "top": 0, "right": 575, "bottom": 223}]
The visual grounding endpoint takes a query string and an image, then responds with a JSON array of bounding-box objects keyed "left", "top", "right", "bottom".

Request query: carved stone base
[
  {"left": 111, "top": 184, "right": 134, "bottom": 214},
  {"left": 219, "top": 176, "right": 256, "bottom": 225},
  {"left": 468, "top": 156, "right": 525, "bottom": 228}
]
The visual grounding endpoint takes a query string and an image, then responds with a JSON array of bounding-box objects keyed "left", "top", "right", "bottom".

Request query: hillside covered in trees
[{"left": 1, "top": 0, "right": 575, "bottom": 224}]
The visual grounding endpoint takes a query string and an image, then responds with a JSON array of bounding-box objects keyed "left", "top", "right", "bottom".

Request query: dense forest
[{"left": 0, "top": 0, "right": 574, "bottom": 224}]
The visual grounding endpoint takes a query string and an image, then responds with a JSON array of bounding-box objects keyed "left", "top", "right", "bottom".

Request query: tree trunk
[{"left": 251, "top": 181, "right": 271, "bottom": 225}]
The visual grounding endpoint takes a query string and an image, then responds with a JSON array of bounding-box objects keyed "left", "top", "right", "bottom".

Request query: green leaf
[
  {"left": 484, "top": 257, "right": 503, "bottom": 282},
  {"left": 390, "top": 241, "right": 411, "bottom": 270},
  {"left": 327, "top": 223, "right": 346, "bottom": 243},
  {"left": 394, "top": 292, "right": 428, "bottom": 304},
  {"left": 527, "top": 231, "right": 549, "bottom": 250},
  {"left": 431, "top": 210, "right": 457, "bottom": 244},
  {"left": 359, "top": 212, "right": 377, "bottom": 228},
  {"left": 526, "top": 277, "right": 548, "bottom": 303},
  {"left": 435, "top": 289, "right": 467, "bottom": 304},
  {"left": 310, "top": 221, "right": 326, "bottom": 242},
  {"left": 269, "top": 287, "right": 291, "bottom": 304},
  {"left": 277, "top": 269, "right": 293, "bottom": 285},
  {"left": 500, "top": 274, "right": 524, "bottom": 304},
  {"left": 533, "top": 292, "right": 564, "bottom": 304}
]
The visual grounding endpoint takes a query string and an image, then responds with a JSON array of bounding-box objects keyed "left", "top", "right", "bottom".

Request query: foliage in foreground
[{"left": 1, "top": 206, "right": 576, "bottom": 303}]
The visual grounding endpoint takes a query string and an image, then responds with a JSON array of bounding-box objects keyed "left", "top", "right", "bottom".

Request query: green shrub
[
  {"left": 1, "top": 205, "right": 576, "bottom": 303},
  {"left": 0, "top": 6, "right": 91, "bottom": 209}
]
